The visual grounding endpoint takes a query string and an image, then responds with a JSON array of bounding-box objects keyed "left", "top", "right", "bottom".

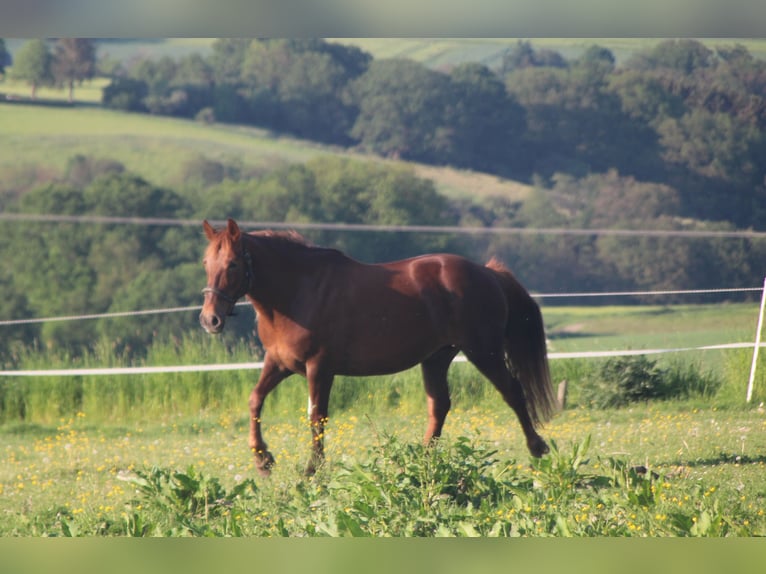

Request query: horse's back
[{"left": 381, "top": 252, "right": 510, "bottom": 341}]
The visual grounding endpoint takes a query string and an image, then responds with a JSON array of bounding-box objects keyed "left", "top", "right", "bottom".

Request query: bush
[
  {"left": 580, "top": 356, "right": 721, "bottom": 409},
  {"left": 102, "top": 77, "right": 148, "bottom": 112}
]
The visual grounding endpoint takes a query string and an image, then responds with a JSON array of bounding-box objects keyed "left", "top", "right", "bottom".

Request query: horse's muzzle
[{"left": 199, "top": 311, "right": 225, "bottom": 334}]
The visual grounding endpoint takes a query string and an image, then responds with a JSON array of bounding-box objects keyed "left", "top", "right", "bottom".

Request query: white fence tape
[
  {"left": 3, "top": 212, "right": 766, "bottom": 239},
  {"left": 0, "top": 284, "right": 763, "bottom": 402},
  {"left": 1, "top": 342, "right": 763, "bottom": 378}
]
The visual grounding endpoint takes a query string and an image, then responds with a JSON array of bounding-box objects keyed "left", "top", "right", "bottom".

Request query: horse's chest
[{"left": 258, "top": 317, "right": 316, "bottom": 374}]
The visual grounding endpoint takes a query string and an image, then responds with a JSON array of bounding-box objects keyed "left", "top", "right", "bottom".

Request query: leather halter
[{"left": 201, "top": 248, "right": 253, "bottom": 311}]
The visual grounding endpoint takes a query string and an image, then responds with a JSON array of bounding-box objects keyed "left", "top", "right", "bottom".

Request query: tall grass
[{"left": 2, "top": 331, "right": 762, "bottom": 427}]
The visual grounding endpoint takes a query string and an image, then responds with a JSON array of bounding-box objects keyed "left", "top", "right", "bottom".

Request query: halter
[{"left": 202, "top": 247, "right": 253, "bottom": 312}]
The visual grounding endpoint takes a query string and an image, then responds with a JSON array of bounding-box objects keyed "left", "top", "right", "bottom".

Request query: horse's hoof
[
  {"left": 304, "top": 455, "right": 324, "bottom": 477},
  {"left": 528, "top": 437, "right": 550, "bottom": 458},
  {"left": 254, "top": 450, "right": 275, "bottom": 476}
]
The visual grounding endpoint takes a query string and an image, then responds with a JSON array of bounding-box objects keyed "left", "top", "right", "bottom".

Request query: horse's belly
[{"left": 334, "top": 330, "right": 449, "bottom": 376}]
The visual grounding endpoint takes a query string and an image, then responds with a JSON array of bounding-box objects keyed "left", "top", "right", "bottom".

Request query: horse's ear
[
  {"left": 226, "top": 218, "right": 241, "bottom": 242},
  {"left": 203, "top": 220, "right": 217, "bottom": 240}
]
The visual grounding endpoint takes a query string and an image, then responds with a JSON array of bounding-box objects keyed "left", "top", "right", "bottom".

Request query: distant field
[
  {"left": 0, "top": 78, "right": 109, "bottom": 104},
  {"left": 543, "top": 302, "right": 761, "bottom": 394},
  {"left": 0, "top": 102, "right": 532, "bottom": 200},
  {"left": 3, "top": 38, "right": 214, "bottom": 63},
  {"left": 5, "top": 38, "right": 765, "bottom": 76},
  {"left": 331, "top": 38, "right": 766, "bottom": 68},
  {"left": 0, "top": 103, "right": 323, "bottom": 187},
  {"left": 543, "top": 303, "right": 761, "bottom": 355}
]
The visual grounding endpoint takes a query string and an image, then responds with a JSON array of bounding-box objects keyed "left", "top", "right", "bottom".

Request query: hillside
[{"left": 0, "top": 103, "right": 532, "bottom": 201}]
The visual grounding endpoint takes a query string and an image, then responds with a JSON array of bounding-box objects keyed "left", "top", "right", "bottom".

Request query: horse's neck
[{"left": 243, "top": 234, "right": 322, "bottom": 307}]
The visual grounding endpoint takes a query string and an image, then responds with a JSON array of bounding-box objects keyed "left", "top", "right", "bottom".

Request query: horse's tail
[{"left": 486, "top": 257, "right": 556, "bottom": 427}]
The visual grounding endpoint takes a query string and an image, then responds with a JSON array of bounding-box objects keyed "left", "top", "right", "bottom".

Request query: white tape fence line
[
  {"left": 2, "top": 342, "right": 764, "bottom": 378},
  {"left": 3, "top": 212, "right": 766, "bottom": 239},
  {"left": 1, "top": 280, "right": 764, "bottom": 403}
]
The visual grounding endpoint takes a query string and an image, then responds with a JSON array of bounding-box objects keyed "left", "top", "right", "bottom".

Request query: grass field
[
  {"left": 331, "top": 38, "right": 766, "bottom": 68},
  {"left": 1, "top": 302, "right": 765, "bottom": 536},
  {"left": 2, "top": 37, "right": 765, "bottom": 536},
  {"left": 0, "top": 102, "right": 533, "bottom": 201},
  {"left": 1, "top": 399, "right": 764, "bottom": 536}
]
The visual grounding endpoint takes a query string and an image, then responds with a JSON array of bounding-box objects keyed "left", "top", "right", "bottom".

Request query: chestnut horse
[{"left": 200, "top": 219, "right": 555, "bottom": 476}]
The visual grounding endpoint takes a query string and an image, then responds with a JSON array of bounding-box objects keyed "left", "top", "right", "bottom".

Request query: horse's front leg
[
  {"left": 249, "top": 354, "right": 291, "bottom": 476},
  {"left": 305, "top": 363, "right": 334, "bottom": 476}
]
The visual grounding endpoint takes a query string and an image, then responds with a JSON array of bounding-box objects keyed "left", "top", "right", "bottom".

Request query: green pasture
[
  {"left": 0, "top": 77, "right": 109, "bottom": 104},
  {"left": 0, "top": 103, "right": 324, "bottom": 189},
  {"left": 2, "top": 303, "right": 765, "bottom": 537},
  {"left": 0, "top": 102, "right": 531, "bottom": 201},
  {"left": 330, "top": 38, "right": 766, "bottom": 68},
  {"left": 544, "top": 302, "right": 760, "bottom": 353},
  {"left": 1, "top": 395, "right": 764, "bottom": 536}
]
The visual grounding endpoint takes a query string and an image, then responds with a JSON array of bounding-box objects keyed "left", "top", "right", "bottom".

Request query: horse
[{"left": 199, "top": 218, "right": 556, "bottom": 476}]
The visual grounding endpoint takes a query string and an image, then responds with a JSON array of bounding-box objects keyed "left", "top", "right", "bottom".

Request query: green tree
[
  {"left": 608, "top": 70, "right": 685, "bottom": 125},
  {"left": 7, "top": 184, "right": 96, "bottom": 348},
  {"left": 506, "top": 66, "right": 660, "bottom": 179},
  {"left": 199, "top": 157, "right": 457, "bottom": 262},
  {"left": 240, "top": 39, "right": 367, "bottom": 143},
  {"left": 347, "top": 59, "right": 453, "bottom": 162},
  {"left": 500, "top": 40, "right": 568, "bottom": 74},
  {"left": 63, "top": 154, "right": 125, "bottom": 188},
  {"left": 99, "top": 262, "right": 206, "bottom": 354},
  {"left": 173, "top": 53, "right": 214, "bottom": 88},
  {"left": 445, "top": 63, "right": 527, "bottom": 175},
  {"left": 102, "top": 77, "right": 148, "bottom": 111},
  {"left": 575, "top": 45, "right": 616, "bottom": 81},
  {"left": 210, "top": 38, "right": 252, "bottom": 85},
  {"left": 626, "top": 39, "right": 715, "bottom": 74},
  {"left": 52, "top": 38, "right": 97, "bottom": 102},
  {"left": 0, "top": 38, "right": 9, "bottom": 77},
  {"left": 657, "top": 109, "right": 762, "bottom": 184},
  {"left": 0, "top": 271, "right": 38, "bottom": 357},
  {"left": 4, "top": 172, "right": 194, "bottom": 351},
  {"left": 9, "top": 39, "right": 53, "bottom": 98}
]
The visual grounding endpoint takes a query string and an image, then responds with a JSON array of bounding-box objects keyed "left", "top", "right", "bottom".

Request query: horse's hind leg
[
  {"left": 421, "top": 346, "right": 459, "bottom": 444},
  {"left": 305, "top": 362, "right": 335, "bottom": 476},
  {"left": 464, "top": 348, "right": 549, "bottom": 457}
]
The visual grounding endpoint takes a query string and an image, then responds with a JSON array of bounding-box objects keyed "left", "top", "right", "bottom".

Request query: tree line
[
  {"left": 92, "top": 38, "right": 766, "bottom": 230},
  {"left": 1, "top": 155, "right": 764, "bottom": 359},
  {"left": 6, "top": 38, "right": 766, "bottom": 229},
  {"left": 3, "top": 38, "right": 96, "bottom": 101}
]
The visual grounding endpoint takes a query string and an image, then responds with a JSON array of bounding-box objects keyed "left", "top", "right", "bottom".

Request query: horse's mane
[
  {"left": 247, "top": 229, "right": 344, "bottom": 260},
  {"left": 250, "top": 229, "right": 310, "bottom": 247}
]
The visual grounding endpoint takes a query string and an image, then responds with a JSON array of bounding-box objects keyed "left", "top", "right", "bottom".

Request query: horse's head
[{"left": 199, "top": 218, "right": 253, "bottom": 334}]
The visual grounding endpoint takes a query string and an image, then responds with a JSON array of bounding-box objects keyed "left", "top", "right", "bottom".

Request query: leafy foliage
[
  {"left": 51, "top": 39, "right": 96, "bottom": 102},
  {"left": 118, "top": 466, "right": 258, "bottom": 536},
  {"left": 580, "top": 356, "right": 722, "bottom": 409},
  {"left": 9, "top": 39, "right": 54, "bottom": 97},
  {"left": 14, "top": 428, "right": 760, "bottom": 537}
]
